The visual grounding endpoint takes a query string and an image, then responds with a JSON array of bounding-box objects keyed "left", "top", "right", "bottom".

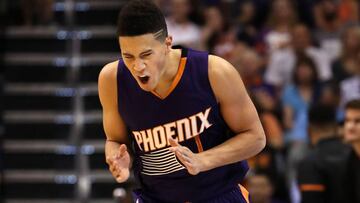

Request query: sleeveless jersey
[{"left": 117, "top": 47, "right": 249, "bottom": 202}]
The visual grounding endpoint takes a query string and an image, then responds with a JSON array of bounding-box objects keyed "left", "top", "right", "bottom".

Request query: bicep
[
  {"left": 98, "top": 62, "right": 128, "bottom": 143},
  {"left": 102, "top": 108, "right": 128, "bottom": 143},
  {"left": 221, "top": 87, "right": 260, "bottom": 134},
  {"left": 208, "top": 55, "right": 263, "bottom": 135}
]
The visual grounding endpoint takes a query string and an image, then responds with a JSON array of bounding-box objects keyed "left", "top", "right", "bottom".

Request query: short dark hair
[
  {"left": 345, "top": 99, "right": 360, "bottom": 110},
  {"left": 309, "top": 104, "right": 336, "bottom": 126},
  {"left": 293, "top": 55, "right": 319, "bottom": 86},
  {"left": 117, "top": 0, "right": 168, "bottom": 41}
]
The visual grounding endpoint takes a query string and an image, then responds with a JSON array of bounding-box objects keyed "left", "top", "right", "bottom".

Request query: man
[
  {"left": 343, "top": 99, "right": 360, "bottom": 203},
  {"left": 98, "top": 0, "right": 266, "bottom": 202},
  {"left": 297, "top": 104, "right": 350, "bottom": 203},
  {"left": 165, "top": 0, "right": 201, "bottom": 48},
  {"left": 264, "top": 24, "right": 332, "bottom": 88}
]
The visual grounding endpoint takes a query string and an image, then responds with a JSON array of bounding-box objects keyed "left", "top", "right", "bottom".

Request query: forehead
[
  {"left": 119, "top": 33, "right": 162, "bottom": 54},
  {"left": 345, "top": 109, "right": 360, "bottom": 119}
]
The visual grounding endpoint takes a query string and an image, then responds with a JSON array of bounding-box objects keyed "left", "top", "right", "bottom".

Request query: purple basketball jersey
[{"left": 117, "top": 47, "right": 249, "bottom": 202}]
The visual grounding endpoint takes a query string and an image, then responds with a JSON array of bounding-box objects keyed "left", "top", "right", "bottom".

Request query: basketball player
[{"left": 98, "top": 0, "right": 266, "bottom": 202}]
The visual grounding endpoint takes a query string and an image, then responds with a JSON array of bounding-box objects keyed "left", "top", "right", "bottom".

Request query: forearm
[{"left": 199, "top": 128, "right": 265, "bottom": 171}]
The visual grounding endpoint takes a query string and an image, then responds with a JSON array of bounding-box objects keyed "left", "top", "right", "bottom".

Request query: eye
[
  {"left": 123, "top": 55, "right": 134, "bottom": 60},
  {"left": 141, "top": 53, "right": 152, "bottom": 58}
]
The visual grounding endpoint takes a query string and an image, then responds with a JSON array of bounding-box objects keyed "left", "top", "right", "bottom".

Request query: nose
[
  {"left": 345, "top": 121, "right": 355, "bottom": 130},
  {"left": 133, "top": 60, "right": 146, "bottom": 72}
]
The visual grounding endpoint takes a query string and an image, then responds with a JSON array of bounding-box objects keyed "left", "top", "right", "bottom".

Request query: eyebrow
[
  {"left": 140, "top": 50, "right": 153, "bottom": 56},
  {"left": 122, "top": 49, "right": 153, "bottom": 57}
]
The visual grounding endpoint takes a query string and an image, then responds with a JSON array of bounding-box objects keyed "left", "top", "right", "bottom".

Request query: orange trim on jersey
[
  {"left": 151, "top": 57, "right": 187, "bottom": 99},
  {"left": 194, "top": 135, "right": 203, "bottom": 152},
  {"left": 239, "top": 184, "right": 250, "bottom": 203},
  {"left": 300, "top": 184, "right": 325, "bottom": 192}
]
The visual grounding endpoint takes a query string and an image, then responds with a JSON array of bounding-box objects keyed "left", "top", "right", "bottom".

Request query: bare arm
[
  {"left": 198, "top": 55, "right": 266, "bottom": 171},
  {"left": 98, "top": 61, "right": 131, "bottom": 182},
  {"left": 98, "top": 61, "right": 128, "bottom": 143},
  {"left": 169, "top": 55, "right": 266, "bottom": 174},
  {"left": 283, "top": 105, "right": 294, "bottom": 130}
]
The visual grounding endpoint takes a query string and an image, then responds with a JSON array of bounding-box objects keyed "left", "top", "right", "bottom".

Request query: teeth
[{"left": 139, "top": 75, "right": 147, "bottom": 78}]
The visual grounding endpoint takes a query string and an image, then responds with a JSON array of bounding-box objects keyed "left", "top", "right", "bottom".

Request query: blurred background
[{"left": 0, "top": 0, "right": 359, "bottom": 203}]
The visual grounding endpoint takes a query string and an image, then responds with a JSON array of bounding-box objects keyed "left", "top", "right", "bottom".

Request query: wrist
[
  {"left": 198, "top": 151, "right": 212, "bottom": 172},
  {"left": 106, "top": 139, "right": 121, "bottom": 143}
]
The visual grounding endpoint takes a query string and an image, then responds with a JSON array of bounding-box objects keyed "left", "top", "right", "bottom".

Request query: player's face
[
  {"left": 344, "top": 109, "right": 360, "bottom": 143},
  {"left": 119, "top": 34, "right": 170, "bottom": 92}
]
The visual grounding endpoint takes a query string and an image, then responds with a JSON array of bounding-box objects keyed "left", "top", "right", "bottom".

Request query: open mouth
[{"left": 138, "top": 75, "right": 150, "bottom": 84}]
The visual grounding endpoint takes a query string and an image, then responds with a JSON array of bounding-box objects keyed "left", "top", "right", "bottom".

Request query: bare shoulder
[
  {"left": 99, "top": 60, "right": 119, "bottom": 82},
  {"left": 98, "top": 60, "right": 119, "bottom": 107},
  {"left": 98, "top": 61, "right": 128, "bottom": 142},
  {"left": 208, "top": 55, "right": 238, "bottom": 78},
  {"left": 208, "top": 56, "right": 263, "bottom": 138},
  {"left": 208, "top": 55, "right": 245, "bottom": 102}
]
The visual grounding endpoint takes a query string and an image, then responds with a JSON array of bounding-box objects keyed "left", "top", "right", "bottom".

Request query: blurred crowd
[
  {"left": 16, "top": 0, "right": 360, "bottom": 203},
  {"left": 153, "top": 0, "right": 359, "bottom": 203}
]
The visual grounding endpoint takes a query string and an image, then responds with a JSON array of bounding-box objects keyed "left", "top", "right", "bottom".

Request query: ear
[{"left": 165, "top": 36, "right": 173, "bottom": 50}]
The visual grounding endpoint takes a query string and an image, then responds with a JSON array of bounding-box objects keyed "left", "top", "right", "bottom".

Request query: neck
[
  {"left": 299, "top": 83, "right": 313, "bottom": 88},
  {"left": 353, "top": 142, "right": 360, "bottom": 158},
  {"left": 154, "top": 48, "right": 182, "bottom": 95},
  {"left": 311, "top": 131, "right": 336, "bottom": 145},
  {"left": 323, "top": 21, "right": 339, "bottom": 32}
]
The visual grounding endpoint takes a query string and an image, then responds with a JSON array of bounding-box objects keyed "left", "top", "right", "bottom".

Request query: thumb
[
  {"left": 168, "top": 137, "right": 180, "bottom": 147},
  {"left": 119, "top": 144, "right": 127, "bottom": 155}
]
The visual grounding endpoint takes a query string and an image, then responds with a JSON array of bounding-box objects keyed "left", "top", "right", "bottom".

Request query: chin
[
  {"left": 138, "top": 82, "right": 155, "bottom": 92},
  {"left": 345, "top": 137, "right": 360, "bottom": 143},
  {"left": 138, "top": 84, "right": 151, "bottom": 92},
  {"left": 141, "top": 87, "right": 153, "bottom": 92}
]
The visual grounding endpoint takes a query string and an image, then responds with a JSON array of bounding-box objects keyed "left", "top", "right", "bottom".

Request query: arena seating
[{"left": 2, "top": 0, "right": 132, "bottom": 202}]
